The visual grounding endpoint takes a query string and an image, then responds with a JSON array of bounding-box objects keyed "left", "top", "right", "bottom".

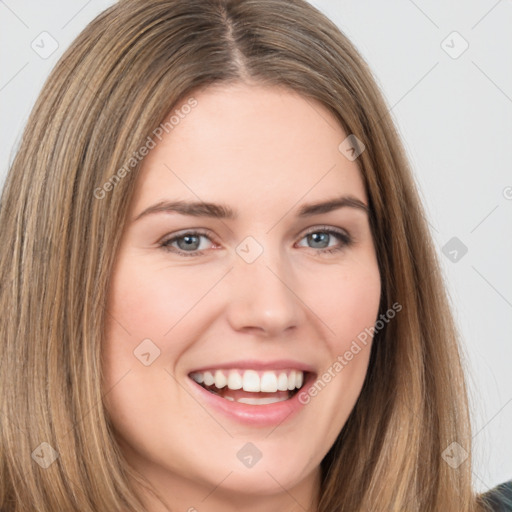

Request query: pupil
[{"left": 309, "top": 232, "right": 328, "bottom": 248}]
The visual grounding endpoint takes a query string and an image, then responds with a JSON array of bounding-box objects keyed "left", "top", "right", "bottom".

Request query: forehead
[{"left": 130, "top": 83, "right": 367, "bottom": 215}]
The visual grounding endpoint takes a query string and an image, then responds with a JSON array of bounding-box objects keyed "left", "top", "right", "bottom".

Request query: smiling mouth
[{"left": 189, "top": 369, "right": 308, "bottom": 405}]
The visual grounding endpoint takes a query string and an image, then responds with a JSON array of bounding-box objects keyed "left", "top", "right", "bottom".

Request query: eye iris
[
  {"left": 177, "top": 235, "right": 200, "bottom": 251},
  {"left": 308, "top": 232, "right": 329, "bottom": 248}
]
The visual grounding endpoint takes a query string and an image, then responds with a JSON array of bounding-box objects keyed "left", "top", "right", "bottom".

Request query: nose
[{"left": 225, "top": 247, "right": 303, "bottom": 337}]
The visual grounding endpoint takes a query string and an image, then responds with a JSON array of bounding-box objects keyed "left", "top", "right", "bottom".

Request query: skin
[{"left": 102, "top": 82, "right": 381, "bottom": 512}]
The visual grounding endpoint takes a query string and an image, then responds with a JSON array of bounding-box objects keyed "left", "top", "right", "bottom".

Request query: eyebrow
[{"left": 132, "top": 195, "right": 369, "bottom": 223}]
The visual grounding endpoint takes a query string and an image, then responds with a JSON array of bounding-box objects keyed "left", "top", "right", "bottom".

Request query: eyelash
[{"left": 158, "top": 226, "right": 353, "bottom": 257}]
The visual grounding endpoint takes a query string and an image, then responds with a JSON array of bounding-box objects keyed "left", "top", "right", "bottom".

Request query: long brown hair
[{"left": 0, "top": 0, "right": 484, "bottom": 510}]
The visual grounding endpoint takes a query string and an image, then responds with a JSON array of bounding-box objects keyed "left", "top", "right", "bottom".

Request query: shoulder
[{"left": 480, "top": 481, "right": 512, "bottom": 511}]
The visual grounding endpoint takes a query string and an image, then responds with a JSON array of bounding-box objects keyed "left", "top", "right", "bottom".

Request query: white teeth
[
  {"left": 242, "top": 370, "right": 260, "bottom": 392},
  {"left": 277, "top": 372, "right": 288, "bottom": 391},
  {"left": 260, "top": 371, "right": 278, "bottom": 392},
  {"left": 191, "top": 372, "right": 204, "bottom": 384},
  {"left": 236, "top": 396, "right": 288, "bottom": 405},
  {"left": 214, "top": 370, "right": 227, "bottom": 389},
  {"left": 227, "top": 370, "right": 243, "bottom": 390},
  {"left": 203, "top": 371, "right": 214, "bottom": 386},
  {"left": 190, "top": 368, "right": 306, "bottom": 393},
  {"left": 287, "top": 371, "right": 296, "bottom": 390}
]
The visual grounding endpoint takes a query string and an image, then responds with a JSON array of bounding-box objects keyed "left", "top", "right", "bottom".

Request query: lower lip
[{"left": 188, "top": 373, "right": 315, "bottom": 427}]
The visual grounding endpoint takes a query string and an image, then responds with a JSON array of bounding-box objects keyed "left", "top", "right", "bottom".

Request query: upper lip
[{"left": 188, "top": 359, "right": 316, "bottom": 374}]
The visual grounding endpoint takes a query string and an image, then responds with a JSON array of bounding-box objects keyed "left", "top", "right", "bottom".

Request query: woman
[{"left": 0, "top": 0, "right": 509, "bottom": 510}]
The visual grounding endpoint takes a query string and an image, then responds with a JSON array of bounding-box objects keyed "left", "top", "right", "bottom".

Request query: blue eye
[
  {"left": 159, "top": 226, "right": 352, "bottom": 257},
  {"left": 297, "top": 227, "right": 352, "bottom": 254},
  {"left": 160, "top": 230, "right": 214, "bottom": 257}
]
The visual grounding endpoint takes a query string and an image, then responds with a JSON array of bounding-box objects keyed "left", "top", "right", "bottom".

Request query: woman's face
[{"left": 102, "top": 83, "right": 381, "bottom": 510}]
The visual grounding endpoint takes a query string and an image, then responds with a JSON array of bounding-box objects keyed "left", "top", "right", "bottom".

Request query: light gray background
[{"left": 1, "top": 0, "right": 511, "bottom": 493}]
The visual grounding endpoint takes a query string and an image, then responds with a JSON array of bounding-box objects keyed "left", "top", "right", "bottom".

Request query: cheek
[
  {"left": 294, "top": 262, "right": 380, "bottom": 444},
  {"left": 105, "top": 254, "right": 225, "bottom": 342},
  {"left": 101, "top": 254, "right": 231, "bottom": 402},
  {"left": 300, "top": 257, "right": 381, "bottom": 350}
]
